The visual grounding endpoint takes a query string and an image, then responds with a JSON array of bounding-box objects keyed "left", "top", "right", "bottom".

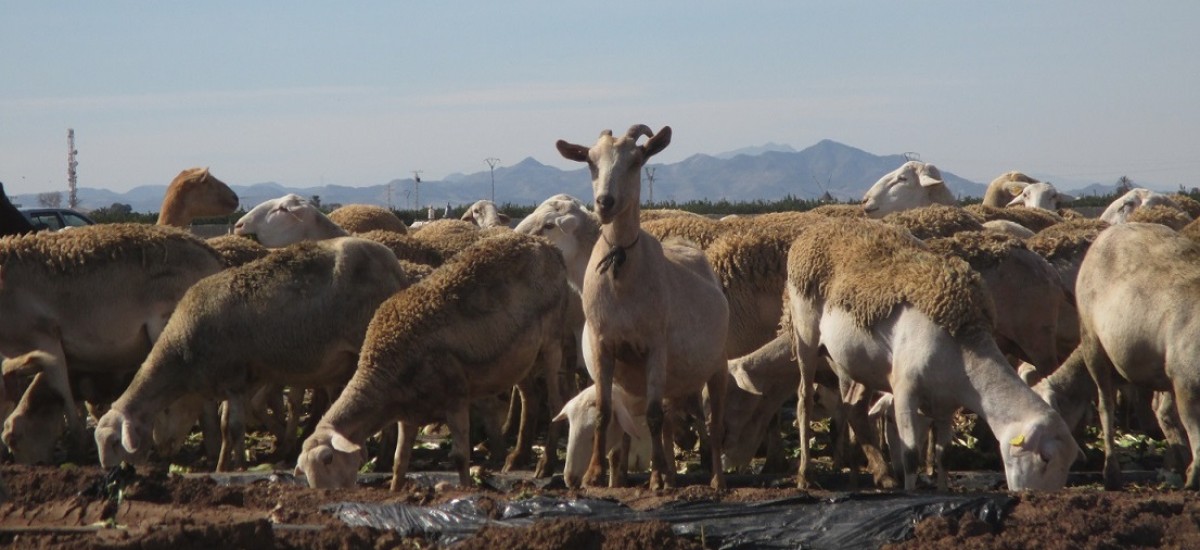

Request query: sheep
[
  {"left": 460, "top": 199, "right": 511, "bottom": 228},
  {"left": 860, "top": 161, "right": 954, "bottom": 218},
  {"left": 557, "top": 124, "right": 730, "bottom": 491},
  {"left": 982, "top": 219, "right": 1036, "bottom": 239},
  {"left": 784, "top": 217, "right": 1078, "bottom": 490},
  {"left": 1005, "top": 182, "right": 1075, "bottom": 211},
  {"left": 350, "top": 229, "right": 446, "bottom": 267},
  {"left": 964, "top": 204, "right": 1061, "bottom": 232},
  {"left": 1076, "top": 222, "right": 1200, "bottom": 490},
  {"left": 94, "top": 236, "right": 413, "bottom": 471},
  {"left": 234, "top": 194, "right": 348, "bottom": 247},
  {"left": 982, "top": 171, "right": 1040, "bottom": 208},
  {"left": 1126, "top": 204, "right": 1193, "bottom": 230},
  {"left": 155, "top": 167, "right": 240, "bottom": 227},
  {"left": 553, "top": 383, "right": 651, "bottom": 486},
  {"left": 639, "top": 209, "right": 707, "bottom": 222},
  {"left": 1099, "top": 188, "right": 1180, "bottom": 225},
  {"left": 294, "top": 231, "right": 568, "bottom": 489},
  {"left": 408, "top": 219, "right": 499, "bottom": 261},
  {"left": 806, "top": 204, "right": 866, "bottom": 218},
  {"left": 1180, "top": 218, "right": 1200, "bottom": 242},
  {"left": 880, "top": 204, "right": 985, "bottom": 240},
  {"left": 1170, "top": 194, "right": 1200, "bottom": 219},
  {"left": 0, "top": 181, "right": 35, "bottom": 236},
  {"left": 1025, "top": 219, "right": 1109, "bottom": 296},
  {"left": 0, "top": 224, "right": 224, "bottom": 462},
  {"left": 641, "top": 214, "right": 727, "bottom": 249},
  {"left": 328, "top": 204, "right": 408, "bottom": 234}
]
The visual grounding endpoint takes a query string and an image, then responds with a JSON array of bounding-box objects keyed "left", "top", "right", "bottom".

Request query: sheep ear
[
  {"left": 460, "top": 210, "right": 474, "bottom": 222},
  {"left": 556, "top": 215, "right": 579, "bottom": 234},
  {"left": 614, "top": 402, "right": 651, "bottom": 440},
  {"left": 498, "top": 213, "right": 511, "bottom": 225},
  {"left": 1005, "top": 195, "right": 1025, "bottom": 207},
  {"left": 120, "top": 416, "right": 141, "bottom": 454},
  {"left": 1004, "top": 182, "right": 1029, "bottom": 197},
  {"left": 330, "top": 431, "right": 360, "bottom": 453},
  {"left": 552, "top": 407, "right": 569, "bottom": 423},
  {"left": 642, "top": 126, "right": 672, "bottom": 159},
  {"left": 868, "top": 393, "right": 894, "bottom": 419},
  {"left": 557, "top": 140, "right": 590, "bottom": 163},
  {"left": 1057, "top": 193, "right": 1076, "bottom": 205},
  {"left": 917, "top": 164, "right": 944, "bottom": 187}
]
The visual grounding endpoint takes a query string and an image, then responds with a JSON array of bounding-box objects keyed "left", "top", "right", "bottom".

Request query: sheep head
[
  {"left": 997, "top": 416, "right": 1082, "bottom": 491},
  {"left": 1006, "top": 182, "right": 1075, "bottom": 211},
  {"left": 860, "top": 161, "right": 948, "bottom": 218},
  {"left": 552, "top": 384, "right": 649, "bottom": 489},
  {"left": 234, "top": 194, "right": 321, "bottom": 247},
  {"left": 94, "top": 408, "right": 151, "bottom": 468},
  {"left": 1100, "top": 188, "right": 1176, "bottom": 225},
  {"left": 557, "top": 125, "right": 671, "bottom": 224},
  {"left": 295, "top": 428, "right": 363, "bottom": 489},
  {"left": 165, "top": 167, "right": 240, "bottom": 222}
]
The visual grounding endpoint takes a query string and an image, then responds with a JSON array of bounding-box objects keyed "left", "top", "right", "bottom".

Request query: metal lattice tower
[{"left": 67, "top": 128, "right": 79, "bottom": 208}]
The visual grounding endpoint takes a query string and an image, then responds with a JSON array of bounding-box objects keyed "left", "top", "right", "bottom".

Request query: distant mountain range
[{"left": 9, "top": 140, "right": 1130, "bottom": 214}]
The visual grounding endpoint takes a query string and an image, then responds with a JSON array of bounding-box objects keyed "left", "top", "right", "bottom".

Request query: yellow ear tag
[{"left": 1010, "top": 434, "right": 1026, "bottom": 446}]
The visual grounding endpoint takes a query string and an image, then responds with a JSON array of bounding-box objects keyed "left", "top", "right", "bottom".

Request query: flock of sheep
[{"left": 2, "top": 125, "right": 1199, "bottom": 496}]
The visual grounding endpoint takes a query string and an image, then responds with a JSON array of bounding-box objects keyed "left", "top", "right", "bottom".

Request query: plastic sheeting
[{"left": 324, "top": 491, "right": 1014, "bottom": 549}]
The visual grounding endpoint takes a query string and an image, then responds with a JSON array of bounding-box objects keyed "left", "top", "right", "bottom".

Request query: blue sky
[{"left": 2, "top": 2, "right": 1198, "bottom": 198}]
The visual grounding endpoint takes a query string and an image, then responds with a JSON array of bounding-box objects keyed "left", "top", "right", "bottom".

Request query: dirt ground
[{"left": 3, "top": 460, "right": 1200, "bottom": 549}]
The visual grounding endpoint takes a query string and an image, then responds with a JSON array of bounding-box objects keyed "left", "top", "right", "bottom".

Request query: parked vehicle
[{"left": 20, "top": 208, "right": 97, "bottom": 231}]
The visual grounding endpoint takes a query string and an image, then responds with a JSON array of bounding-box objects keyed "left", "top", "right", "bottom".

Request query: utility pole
[
  {"left": 644, "top": 166, "right": 656, "bottom": 206},
  {"left": 485, "top": 157, "right": 500, "bottom": 202},
  {"left": 67, "top": 128, "right": 78, "bottom": 208},
  {"left": 412, "top": 170, "right": 424, "bottom": 211}
]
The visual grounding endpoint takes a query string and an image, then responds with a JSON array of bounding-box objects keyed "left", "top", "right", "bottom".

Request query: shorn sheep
[
  {"left": 460, "top": 199, "right": 511, "bottom": 228},
  {"left": 557, "top": 124, "right": 729, "bottom": 491},
  {"left": 155, "top": 167, "right": 240, "bottom": 227},
  {"left": 784, "top": 217, "right": 1078, "bottom": 491},
  {"left": 1076, "top": 222, "right": 1200, "bottom": 490},
  {"left": 234, "top": 194, "right": 348, "bottom": 247},
  {"left": 95, "top": 236, "right": 413, "bottom": 471},
  {"left": 0, "top": 224, "right": 224, "bottom": 462},
  {"left": 295, "top": 231, "right": 568, "bottom": 489}
]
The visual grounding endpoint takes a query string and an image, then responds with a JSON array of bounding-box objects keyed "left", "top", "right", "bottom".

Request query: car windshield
[{"left": 62, "top": 212, "right": 92, "bottom": 227}]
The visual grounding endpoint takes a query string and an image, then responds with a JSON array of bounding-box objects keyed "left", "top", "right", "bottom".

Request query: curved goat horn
[{"left": 625, "top": 124, "right": 653, "bottom": 140}]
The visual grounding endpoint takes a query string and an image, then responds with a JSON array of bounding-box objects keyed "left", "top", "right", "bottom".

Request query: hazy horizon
[{"left": 3, "top": 2, "right": 1198, "bottom": 197}]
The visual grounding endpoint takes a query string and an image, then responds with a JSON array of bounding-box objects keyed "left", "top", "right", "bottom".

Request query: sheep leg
[
  {"left": 1080, "top": 333, "right": 1122, "bottom": 491},
  {"left": 931, "top": 411, "right": 953, "bottom": 491},
  {"left": 705, "top": 370, "right": 728, "bottom": 490},
  {"left": 200, "top": 401, "right": 222, "bottom": 465},
  {"left": 503, "top": 381, "right": 534, "bottom": 472},
  {"left": 535, "top": 339, "right": 564, "bottom": 478},
  {"left": 1154, "top": 391, "right": 1189, "bottom": 475},
  {"left": 389, "top": 421, "right": 417, "bottom": 492},
  {"left": 609, "top": 433, "right": 630, "bottom": 487},
  {"left": 761, "top": 412, "right": 789, "bottom": 474},
  {"left": 840, "top": 380, "right": 897, "bottom": 489},
  {"left": 1170, "top": 383, "right": 1200, "bottom": 490},
  {"left": 890, "top": 385, "right": 923, "bottom": 491},
  {"left": 646, "top": 348, "right": 671, "bottom": 491},
  {"left": 582, "top": 336, "right": 615, "bottom": 488},
  {"left": 659, "top": 404, "right": 677, "bottom": 488},
  {"left": 217, "top": 396, "right": 247, "bottom": 472},
  {"left": 445, "top": 403, "right": 473, "bottom": 487}
]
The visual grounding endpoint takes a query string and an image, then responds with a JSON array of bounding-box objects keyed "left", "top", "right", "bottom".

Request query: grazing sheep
[
  {"left": 1126, "top": 204, "right": 1193, "bottom": 230},
  {"left": 460, "top": 199, "right": 511, "bottom": 228},
  {"left": 1025, "top": 219, "right": 1109, "bottom": 296},
  {"left": 234, "top": 194, "right": 348, "bottom": 247},
  {"left": 558, "top": 124, "right": 730, "bottom": 491},
  {"left": 553, "top": 383, "right": 651, "bottom": 485},
  {"left": 0, "top": 181, "right": 35, "bottom": 236},
  {"left": 982, "top": 171, "right": 1040, "bottom": 208},
  {"left": 328, "top": 204, "right": 408, "bottom": 234},
  {"left": 0, "top": 224, "right": 224, "bottom": 461},
  {"left": 860, "top": 161, "right": 953, "bottom": 218},
  {"left": 155, "top": 168, "right": 240, "bottom": 227},
  {"left": 94, "top": 237, "right": 412, "bottom": 471},
  {"left": 1099, "top": 188, "right": 1179, "bottom": 225},
  {"left": 641, "top": 214, "right": 727, "bottom": 249},
  {"left": 964, "top": 204, "right": 1061, "bottom": 232},
  {"left": 1076, "top": 222, "right": 1200, "bottom": 490},
  {"left": 1005, "top": 182, "right": 1075, "bottom": 211},
  {"left": 639, "top": 209, "right": 707, "bottom": 222},
  {"left": 204, "top": 234, "right": 270, "bottom": 268},
  {"left": 408, "top": 219, "right": 497, "bottom": 261},
  {"left": 785, "top": 217, "right": 1078, "bottom": 491},
  {"left": 1180, "top": 218, "right": 1200, "bottom": 242},
  {"left": 294, "top": 232, "right": 568, "bottom": 489},
  {"left": 881, "top": 204, "right": 985, "bottom": 240}
]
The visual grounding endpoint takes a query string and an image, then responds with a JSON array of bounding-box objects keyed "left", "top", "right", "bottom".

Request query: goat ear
[
  {"left": 330, "top": 431, "right": 361, "bottom": 453},
  {"left": 557, "top": 140, "right": 590, "bottom": 163},
  {"left": 642, "top": 126, "right": 672, "bottom": 159}
]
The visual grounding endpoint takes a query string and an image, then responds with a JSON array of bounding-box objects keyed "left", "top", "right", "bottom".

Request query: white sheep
[
  {"left": 94, "top": 236, "right": 413, "bottom": 471},
  {"left": 1099, "top": 188, "right": 1179, "bottom": 225},
  {"left": 552, "top": 383, "right": 651, "bottom": 485},
  {"left": 557, "top": 124, "right": 730, "bottom": 490},
  {"left": 460, "top": 199, "right": 512, "bottom": 228},
  {"left": 1075, "top": 222, "right": 1200, "bottom": 490},
  {"left": 294, "top": 231, "right": 568, "bottom": 489},
  {"left": 860, "top": 161, "right": 954, "bottom": 218},
  {"left": 784, "top": 217, "right": 1078, "bottom": 491},
  {"left": 0, "top": 224, "right": 224, "bottom": 462},
  {"left": 234, "top": 194, "right": 348, "bottom": 247},
  {"left": 981, "top": 171, "right": 1040, "bottom": 208},
  {"left": 1005, "top": 182, "right": 1075, "bottom": 211}
]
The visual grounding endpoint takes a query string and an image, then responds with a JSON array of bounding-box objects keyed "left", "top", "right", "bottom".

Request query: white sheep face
[
  {"left": 295, "top": 435, "right": 362, "bottom": 489},
  {"left": 860, "top": 161, "right": 947, "bottom": 218},
  {"left": 1006, "top": 182, "right": 1074, "bottom": 211},
  {"left": 552, "top": 384, "right": 649, "bottom": 489},
  {"left": 515, "top": 199, "right": 588, "bottom": 269},
  {"left": 2, "top": 405, "right": 62, "bottom": 465},
  {"left": 234, "top": 194, "right": 320, "bottom": 248},
  {"left": 997, "top": 418, "right": 1079, "bottom": 491},
  {"left": 460, "top": 200, "right": 510, "bottom": 228},
  {"left": 1099, "top": 188, "right": 1173, "bottom": 225},
  {"left": 94, "top": 409, "right": 151, "bottom": 468}
]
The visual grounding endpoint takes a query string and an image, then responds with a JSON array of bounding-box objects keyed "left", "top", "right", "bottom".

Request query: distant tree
[
  {"left": 1116, "top": 175, "right": 1134, "bottom": 195},
  {"left": 37, "top": 191, "right": 62, "bottom": 208},
  {"left": 310, "top": 195, "right": 322, "bottom": 209},
  {"left": 89, "top": 202, "right": 156, "bottom": 224}
]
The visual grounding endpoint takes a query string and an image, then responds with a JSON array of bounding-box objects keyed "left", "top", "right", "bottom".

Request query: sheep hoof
[
  {"left": 649, "top": 471, "right": 667, "bottom": 491},
  {"left": 1102, "top": 460, "right": 1123, "bottom": 491},
  {"left": 876, "top": 474, "right": 899, "bottom": 490},
  {"left": 582, "top": 465, "right": 604, "bottom": 488}
]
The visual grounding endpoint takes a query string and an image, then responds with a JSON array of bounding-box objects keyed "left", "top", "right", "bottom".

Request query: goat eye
[{"left": 543, "top": 222, "right": 556, "bottom": 231}]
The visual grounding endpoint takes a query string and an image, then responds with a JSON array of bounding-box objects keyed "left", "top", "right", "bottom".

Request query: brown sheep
[
  {"left": 882, "top": 204, "right": 986, "bottom": 240},
  {"left": 964, "top": 204, "right": 1062, "bottom": 232},
  {"left": 328, "top": 204, "right": 408, "bottom": 234}
]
